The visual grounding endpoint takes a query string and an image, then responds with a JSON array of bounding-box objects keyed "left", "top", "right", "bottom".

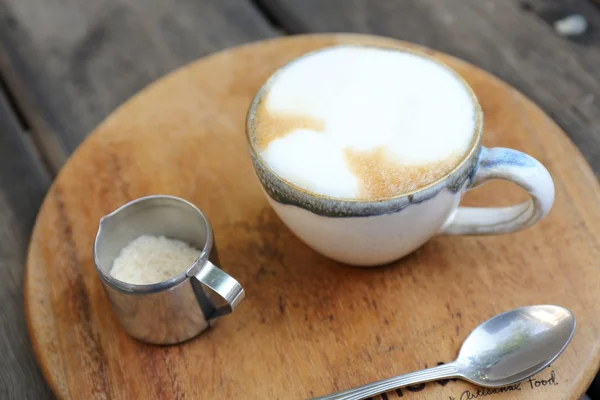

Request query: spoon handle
[{"left": 311, "top": 362, "right": 460, "bottom": 400}]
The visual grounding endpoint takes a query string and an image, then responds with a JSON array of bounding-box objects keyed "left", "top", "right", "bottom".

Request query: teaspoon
[{"left": 312, "top": 304, "right": 575, "bottom": 400}]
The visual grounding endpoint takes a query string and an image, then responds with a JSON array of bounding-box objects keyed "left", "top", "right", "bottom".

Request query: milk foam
[{"left": 253, "top": 46, "right": 477, "bottom": 200}]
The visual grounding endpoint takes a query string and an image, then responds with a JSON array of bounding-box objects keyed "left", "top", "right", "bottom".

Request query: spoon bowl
[
  {"left": 457, "top": 305, "right": 575, "bottom": 387},
  {"left": 313, "top": 305, "right": 576, "bottom": 400}
]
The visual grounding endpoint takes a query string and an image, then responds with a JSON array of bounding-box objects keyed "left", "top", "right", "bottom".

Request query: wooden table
[{"left": 1, "top": 1, "right": 599, "bottom": 399}]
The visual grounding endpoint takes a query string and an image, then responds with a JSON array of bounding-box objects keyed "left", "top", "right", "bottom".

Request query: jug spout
[
  {"left": 97, "top": 214, "right": 115, "bottom": 232},
  {"left": 94, "top": 206, "right": 126, "bottom": 252},
  {"left": 192, "top": 261, "right": 245, "bottom": 321},
  {"left": 93, "top": 211, "right": 128, "bottom": 278}
]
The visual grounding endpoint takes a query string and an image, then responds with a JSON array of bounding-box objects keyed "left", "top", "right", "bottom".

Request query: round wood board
[{"left": 25, "top": 34, "right": 600, "bottom": 400}]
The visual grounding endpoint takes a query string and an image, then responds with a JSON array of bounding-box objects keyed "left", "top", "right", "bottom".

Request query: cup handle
[
  {"left": 192, "top": 261, "right": 245, "bottom": 320},
  {"left": 441, "top": 147, "right": 555, "bottom": 235}
]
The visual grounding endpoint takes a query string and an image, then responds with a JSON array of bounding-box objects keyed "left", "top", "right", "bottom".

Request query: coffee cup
[{"left": 245, "top": 44, "right": 554, "bottom": 266}]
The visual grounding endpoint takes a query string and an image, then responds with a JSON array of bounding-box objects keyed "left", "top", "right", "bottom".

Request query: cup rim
[
  {"left": 93, "top": 195, "right": 214, "bottom": 294},
  {"left": 245, "top": 43, "right": 484, "bottom": 204}
]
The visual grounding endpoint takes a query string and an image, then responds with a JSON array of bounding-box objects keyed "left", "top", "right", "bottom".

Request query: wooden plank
[
  {"left": 0, "top": 88, "right": 52, "bottom": 399},
  {"left": 0, "top": 0, "right": 279, "bottom": 172},
  {"left": 256, "top": 0, "right": 600, "bottom": 176}
]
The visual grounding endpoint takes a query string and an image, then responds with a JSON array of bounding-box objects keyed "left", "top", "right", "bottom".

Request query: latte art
[{"left": 250, "top": 45, "right": 477, "bottom": 200}]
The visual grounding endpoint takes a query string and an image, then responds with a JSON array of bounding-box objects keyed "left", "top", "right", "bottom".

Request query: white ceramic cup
[{"left": 245, "top": 45, "right": 555, "bottom": 267}]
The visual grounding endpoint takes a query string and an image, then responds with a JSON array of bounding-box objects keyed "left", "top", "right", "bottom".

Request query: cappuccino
[{"left": 250, "top": 45, "right": 477, "bottom": 200}]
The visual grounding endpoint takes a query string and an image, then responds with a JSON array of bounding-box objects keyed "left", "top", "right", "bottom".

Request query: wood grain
[
  {"left": 257, "top": 0, "right": 600, "bottom": 180},
  {"left": 0, "top": 89, "right": 51, "bottom": 399},
  {"left": 0, "top": 0, "right": 278, "bottom": 172},
  {"left": 24, "top": 34, "right": 600, "bottom": 400}
]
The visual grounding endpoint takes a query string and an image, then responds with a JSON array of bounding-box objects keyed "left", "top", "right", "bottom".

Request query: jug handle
[{"left": 192, "top": 261, "right": 245, "bottom": 320}]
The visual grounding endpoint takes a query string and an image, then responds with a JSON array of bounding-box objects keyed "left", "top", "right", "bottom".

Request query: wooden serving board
[{"left": 25, "top": 34, "right": 600, "bottom": 400}]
